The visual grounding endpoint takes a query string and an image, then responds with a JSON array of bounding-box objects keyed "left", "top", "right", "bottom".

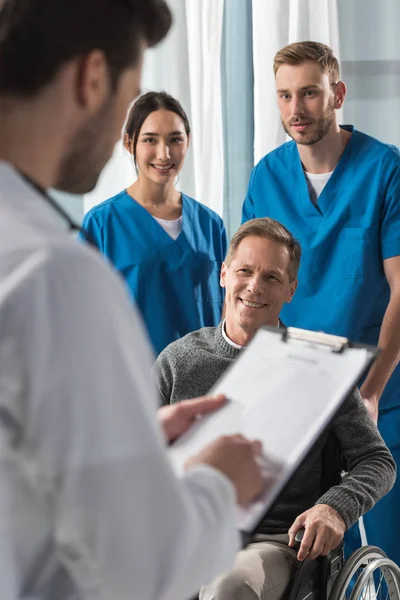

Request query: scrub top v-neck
[{"left": 81, "top": 190, "right": 227, "bottom": 355}]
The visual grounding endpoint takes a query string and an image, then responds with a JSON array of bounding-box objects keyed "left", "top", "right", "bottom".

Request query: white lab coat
[{"left": 0, "top": 163, "right": 239, "bottom": 600}]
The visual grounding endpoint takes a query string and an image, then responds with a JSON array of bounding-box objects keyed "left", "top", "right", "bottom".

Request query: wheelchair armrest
[
  {"left": 294, "top": 527, "right": 305, "bottom": 547},
  {"left": 294, "top": 528, "right": 344, "bottom": 546}
]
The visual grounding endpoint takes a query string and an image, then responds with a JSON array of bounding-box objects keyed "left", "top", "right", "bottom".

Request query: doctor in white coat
[{"left": 0, "top": 1, "right": 264, "bottom": 599}]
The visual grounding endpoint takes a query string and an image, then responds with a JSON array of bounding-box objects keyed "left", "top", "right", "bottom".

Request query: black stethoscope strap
[{"left": 17, "top": 169, "right": 97, "bottom": 248}]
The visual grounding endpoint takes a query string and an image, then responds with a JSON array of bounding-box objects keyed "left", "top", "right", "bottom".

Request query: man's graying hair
[{"left": 226, "top": 218, "right": 301, "bottom": 282}]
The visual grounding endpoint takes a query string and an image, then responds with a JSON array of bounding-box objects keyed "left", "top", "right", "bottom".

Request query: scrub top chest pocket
[{"left": 340, "top": 226, "right": 377, "bottom": 280}]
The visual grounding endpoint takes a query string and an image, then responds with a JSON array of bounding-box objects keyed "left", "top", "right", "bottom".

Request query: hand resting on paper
[{"left": 185, "top": 434, "right": 264, "bottom": 506}]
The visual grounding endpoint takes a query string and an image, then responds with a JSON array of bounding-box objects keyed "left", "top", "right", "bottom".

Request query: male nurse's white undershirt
[{"left": 304, "top": 170, "right": 333, "bottom": 205}]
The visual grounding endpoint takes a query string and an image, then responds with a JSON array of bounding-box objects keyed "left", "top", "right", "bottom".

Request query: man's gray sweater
[{"left": 155, "top": 322, "right": 396, "bottom": 535}]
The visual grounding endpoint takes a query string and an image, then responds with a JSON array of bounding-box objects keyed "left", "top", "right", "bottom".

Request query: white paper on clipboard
[{"left": 168, "top": 327, "right": 377, "bottom": 533}]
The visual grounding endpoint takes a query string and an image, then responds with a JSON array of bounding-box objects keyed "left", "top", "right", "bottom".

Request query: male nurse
[{"left": 242, "top": 41, "right": 400, "bottom": 565}]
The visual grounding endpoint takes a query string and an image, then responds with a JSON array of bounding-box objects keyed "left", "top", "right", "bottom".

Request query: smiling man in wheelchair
[{"left": 155, "top": 218, "right": 396, "bottom": 600}]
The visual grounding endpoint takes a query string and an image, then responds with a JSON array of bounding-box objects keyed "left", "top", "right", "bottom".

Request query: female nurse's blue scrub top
[
  {"left": 242, "top": 126, "right": 400, "bottom": 410},
  {"left": 82, "top": 191, "right": 227, "bottom": 355}
]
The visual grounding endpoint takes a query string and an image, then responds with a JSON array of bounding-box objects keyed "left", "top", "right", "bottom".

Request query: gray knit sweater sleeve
[
  {"left": 154, "top": 346, "right": 175, "bottom": 405},
  {"left": 316, "top": 389, "right": 396, "bottom": 529},
  {"left": 154, "top": 324, "right": 240, "bottom": 405}
]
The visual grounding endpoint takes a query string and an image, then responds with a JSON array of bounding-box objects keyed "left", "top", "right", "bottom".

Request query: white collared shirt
[
  {"left": 0, "top": 163, "right": 239, "bottom": 600},
  {"left": 222, "top": 318, "right": 280, "bottom": 349}
]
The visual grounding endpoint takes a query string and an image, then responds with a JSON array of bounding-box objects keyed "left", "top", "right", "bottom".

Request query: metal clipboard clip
[{"left": 281, "top": 327, "right": 349, "bottom": 354}]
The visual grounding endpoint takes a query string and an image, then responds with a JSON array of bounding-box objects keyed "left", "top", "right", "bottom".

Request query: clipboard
[{"left": 168, "top": 326, "right": 378, "bottom": 536}]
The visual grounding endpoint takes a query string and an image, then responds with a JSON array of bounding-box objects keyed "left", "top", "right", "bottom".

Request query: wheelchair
[
  {"left": 192, "top": 433, "right": 400, "bottom": 600},
  {"left": 286, "top": 434, "right": 400, "bottom": 600},
  {"left": 287, "top": 530, "right": 400, "bottom": 600}
]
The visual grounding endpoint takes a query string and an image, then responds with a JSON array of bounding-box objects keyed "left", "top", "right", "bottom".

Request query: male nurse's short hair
[
  {"left": 273, "top": 41, "right": 340, "bottom": 83},
  {"left": 0, "top": 0, "right": 172, "bottom": 96},
  {"left": 226, "top": 218, "right": 301, "bottom": 282}
]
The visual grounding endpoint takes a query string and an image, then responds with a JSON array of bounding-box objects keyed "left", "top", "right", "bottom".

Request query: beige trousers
[{"left": 199, "top": 534, "right": 299, "bottom": 600}]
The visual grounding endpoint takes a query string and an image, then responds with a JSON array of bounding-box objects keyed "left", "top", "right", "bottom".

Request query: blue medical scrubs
[
  {"left": 82, "top": 191, "right": 227, "bottom": 356},
  {"left": 242, "top": 125, "right": 400, "bottom": 564}
]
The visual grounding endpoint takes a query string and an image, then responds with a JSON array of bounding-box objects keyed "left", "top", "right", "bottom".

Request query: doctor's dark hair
[
  {"left": 273, "top": 41, "right": 340, "bottom": 83},
  {"left": 226, "top": 218, "right": 301, "bottom": 282},
  {"left": 125, "top": 91, "right": 191, "bottom": 170},
  {"left": 0, "top": 0, "right": 172, "bottom": 96}
]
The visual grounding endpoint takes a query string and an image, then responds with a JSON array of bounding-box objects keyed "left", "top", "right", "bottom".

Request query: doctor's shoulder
[
  {"left": 52, "top": 239, "right": 132, "bottom": 301},
  {"left": 11, "top": 238, "right": 135, "bottom": 323},
  {"left": 29, "top": 239, "right": 155, "bottom": 357},
  {"left": 0, "top": 236, "right": 141, "bottom": 354}
]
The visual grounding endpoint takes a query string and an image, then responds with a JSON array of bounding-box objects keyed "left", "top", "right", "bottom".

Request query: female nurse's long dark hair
[{"left": 125, "top": 91, "right": 191, "bottom": 171}]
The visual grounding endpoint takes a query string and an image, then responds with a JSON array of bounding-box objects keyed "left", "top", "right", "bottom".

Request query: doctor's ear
[
  {"left": 333, "top": 81, "right": 347, "bottom": 109},
  {"left": 74, "top": 51, "right": 110, "bottom": 111}
]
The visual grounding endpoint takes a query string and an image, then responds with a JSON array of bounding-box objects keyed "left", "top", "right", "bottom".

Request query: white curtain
[
  {"left": 252, "top": 0, "right": 340, "bottom": 164},
  {"left": 84, "top": 0, "right": 226, "bottom": 216}
]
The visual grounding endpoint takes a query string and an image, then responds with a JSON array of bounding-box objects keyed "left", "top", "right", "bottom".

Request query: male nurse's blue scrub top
[
  {"left": 242, "top": 126, "right": 400, "bottom": 410},
  {"left": 82, "top": 191, "right": 227, "bottom": 355}
]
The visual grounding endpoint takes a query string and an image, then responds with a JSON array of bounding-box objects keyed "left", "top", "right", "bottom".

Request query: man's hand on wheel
[{"left": 288, "top": 504, "right": 346, "bottom": 561}]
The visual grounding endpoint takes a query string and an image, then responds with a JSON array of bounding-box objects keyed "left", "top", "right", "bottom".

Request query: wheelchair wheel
[{"left": 328, "top": 546, "right": 400, "bottom": 600}]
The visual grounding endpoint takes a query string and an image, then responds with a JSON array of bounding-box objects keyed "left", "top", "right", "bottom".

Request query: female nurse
[{"left": 81, "top": 91, "right": 227, "bottom": 355}]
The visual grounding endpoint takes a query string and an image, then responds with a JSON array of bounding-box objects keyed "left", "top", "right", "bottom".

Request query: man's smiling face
[{"left": 221, "top": 235, "right": 297, "bottom": 345}]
